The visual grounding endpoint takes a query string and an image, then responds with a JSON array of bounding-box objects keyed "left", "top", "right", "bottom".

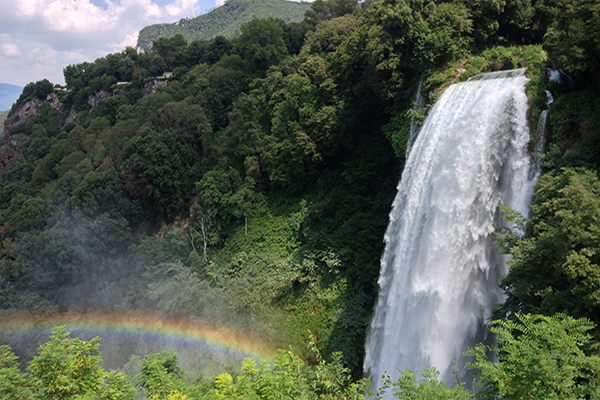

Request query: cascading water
[
  {"left": 534, "top": 90, "right": 553, "bottom": 160},
  {"left": 364, "top": 69, "right": 536, "bottom": 394}
]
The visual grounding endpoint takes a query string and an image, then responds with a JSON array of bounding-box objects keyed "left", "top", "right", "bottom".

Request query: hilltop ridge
[{"left": 137, "top": 0, "right": 311, "bottom": 51}]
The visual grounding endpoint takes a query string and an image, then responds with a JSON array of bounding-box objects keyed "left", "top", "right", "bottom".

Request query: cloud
[
  {"left": 1, "top": 41, "right": 22, "bottom": 58},
  {"left": 0, "top": 0, "right": 314, "bottom": 86},
  {"left": 166, "top": 0, "right": 199, "bottom": 17},
  {"left": 0, "top": 0, "right": 207, "bottom": 86}
]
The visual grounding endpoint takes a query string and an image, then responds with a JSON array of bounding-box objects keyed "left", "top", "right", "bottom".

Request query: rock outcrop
[
  {"left": 87, "top": 90, "right": 113, "bottom": 109},
  {"left": 0, "top": 93, "right": 64, "bottom": 170}
]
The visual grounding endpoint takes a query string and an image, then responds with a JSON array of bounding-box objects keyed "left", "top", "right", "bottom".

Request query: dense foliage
[
  {"left": 3, "top": 314, "right": 598, "bottom": 399},
  {"left": 1, "top": 0, "right": 600, "bottom": 396},
  {"left": 495, "top": 167, "right": 600, "bottom": 340},
  {"left": 0, "top": 327, "right": 136, "bottom": 400},
  {"left": 468, "top": 313, "right": 600, "bottom": 399},
  {"left": 0, "top": 328, "right": 370, "bottom": 400}
]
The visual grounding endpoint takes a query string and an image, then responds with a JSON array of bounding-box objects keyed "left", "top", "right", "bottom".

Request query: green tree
[
  {"left": 234, "top": 18, "right": 289, "bottom": 75},
  {"left": 64, "top": 64, "right": 85, "bottom": 90},
  {"left": 205, "top": 36, "right": 231, "bottom": 65},
  {"left": 197, "top": 65, "right": 246, "bottom": 132},
  {"left": 467, "top": 313, "right": 600, "bottom": 399},
  {"left": 197, "top": 168, "right": 261, "bottom": 224},
  {"left": 153, "top": 34, "right": 188, "bottom": 70},
  {"left": 495, "top": 168, "right": 600, "bottom": 337},
  {"left": 34, "top": 79, "right": 54, "bottom": 99},
  {"left": 33, "top": 102, "right": 62, "bottom": 137},
  {"left": 2, "top": 194, "right": 46, "bottom": 235},
  {"left": 305, "top": 0, "right": 358, "bottom": 27},
  {"left": 14, "top": 79, "right": 55, "bottom": 108},
  {"left": 302, "top": 14, "right": 359, "bottom": 56},
  {"left": 202, "top": 337, "right": 370, "bottom": 400},
  {"left": 0, "top": 345, "right": 34, "bottom": 399},
  {"left": 222, "top": 93, "right": 264, "bottom": 175},
  {"left": 377, "top": 368, "right": 470, "bottom": 400},
  {"left": 185, "top": 39, "right": 209, "bottom": 66},
  {"left": 121, "top": 128, "right": 192, "bottom": 222},
  {"left": 136, "top": 352, "right": 188, "bottom": 399},
  {"left": 146, "top": 53, "right": 168, "bottom": 76},
  {"left": 544, "top": 0, "right": 600, "bottom": 78},
  {"left": 365, "top": 0, "right": 472, "bottom": 96},
  {"left": 28, "top": 326, "right": 136, "bottom": 399},
  {"left": 116, "top": 56, "right": 136, "bottom": 82}
]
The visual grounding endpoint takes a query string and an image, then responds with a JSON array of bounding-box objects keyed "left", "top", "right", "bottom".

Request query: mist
[{"left": 0, "top": 206, "right": 276, "bottom": 380}]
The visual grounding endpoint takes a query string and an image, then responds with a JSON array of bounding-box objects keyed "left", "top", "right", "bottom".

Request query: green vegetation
[
  {"left": 0, "top": 327, "right": 136, "bottom": 400},
  {"left": 137, "top": 0, "right": 312, "bottom": 51},
  {"left": 0, "top": 328, "right": 370, "bottom": 400},
  {"left": 0, "top": 110, "right": 8, "bottom": 135},
  {"left": 495, "top": 168, "right": 600, "bottom": 340},
  {"left": 468, "top": 313, "right": 600, "bottom": 400},
  {"left": 13, "top": 80, "right": 55, "bottom": 109},
  {"left": 1, "top": 0, "right": 600, "bottom": 397},
  {"left": 3, "top": 314, "right": 599, "bottom": 399}
]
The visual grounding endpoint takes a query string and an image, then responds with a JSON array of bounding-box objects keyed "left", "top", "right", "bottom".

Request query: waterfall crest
[{"left": 364, "top": 69, "right": 534, "bottom": 393}]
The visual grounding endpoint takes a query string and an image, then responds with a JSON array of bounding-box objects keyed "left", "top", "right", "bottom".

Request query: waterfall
[
  {"left": 364, "top": 69, "right": 535, "bottom": 394},
  {"left": 534, "top": 90, "right": 553, "bottom": 160}
]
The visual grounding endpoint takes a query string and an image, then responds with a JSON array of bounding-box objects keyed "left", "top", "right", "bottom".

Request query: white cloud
[
  {"left": 0, "top": 0, "right": 314, "bottom": 86},
  {"left": 112, "top": 31, "right": 140, "bottom": 50},
  {"left": 166, "top": 0, "right": 199, "bottom": 17},
  {"left": 0, "top": 0, "right": 209, "bottom": 86},
  {"left": 1, "top": 42, "right": 22, "bottom": 58},
  {"left": 43, "top": 0, "right": 112, "bottom": 32}
]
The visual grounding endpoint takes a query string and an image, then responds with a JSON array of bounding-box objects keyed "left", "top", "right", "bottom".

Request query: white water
[
  {"left": 364, "top": 69, "right": 536, "bottom": 394},
  {"left": 533, "top": 90, "right": 553, "bottom": 160},
  {"left": 548, "top": 68, "right": 570, "bottom": 84}
]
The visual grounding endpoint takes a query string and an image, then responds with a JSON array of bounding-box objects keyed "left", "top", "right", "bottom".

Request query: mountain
[
  {"left": 0, "top": 83, "right": 22, "bottom": 111},
  {"left": 137, "top": 0, "right": 311, "bottom": 51}
]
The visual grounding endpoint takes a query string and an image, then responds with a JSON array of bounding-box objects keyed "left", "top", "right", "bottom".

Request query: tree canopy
[{"left": 495, "top": 168, "right": 600, "bottom": 338}]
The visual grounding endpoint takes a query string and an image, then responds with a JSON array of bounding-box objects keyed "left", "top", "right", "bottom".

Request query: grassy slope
[{"left": 137, "top": 0, "right": 311, "bottom": 50}]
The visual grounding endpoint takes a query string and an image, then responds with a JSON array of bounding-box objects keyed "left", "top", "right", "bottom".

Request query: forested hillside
[
  {"left": 137, "top": 0, "right": 311, "bottom": 51},
  {"left": 1, "top": 0, "right": 600, "bottom": 398}
]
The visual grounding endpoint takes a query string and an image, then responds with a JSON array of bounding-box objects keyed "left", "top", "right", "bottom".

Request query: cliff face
[
  {"left": 14, "top": 93, "right": 61, "bottom": 118},
  {"left": 0, "top": 93, "right": 64, "bottom": 170},
  {"left": 0, "top": 81, "right": 172, "bottom": 170},
  {"left": 3, "top": 93, "right": 62, "bottom": 133},
  {"left": 87, "top": 90, "right": 112, "bottom": 109}
]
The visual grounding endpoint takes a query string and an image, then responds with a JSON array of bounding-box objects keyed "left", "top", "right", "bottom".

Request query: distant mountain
[
  {"left": 137, "top": 0, "right": 311, "bottom": 51},
  {"left": 0, "top": 83, "right": 22, "bottom": 112}
]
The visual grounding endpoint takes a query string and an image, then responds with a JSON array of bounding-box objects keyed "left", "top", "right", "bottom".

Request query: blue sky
[{"left": 0, "top": 0, "right": 228, "bottom": 87}]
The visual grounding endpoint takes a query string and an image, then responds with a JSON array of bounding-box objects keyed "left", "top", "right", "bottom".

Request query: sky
[{"left": 0, "top": 0, "right": 242, "bottom": 88}]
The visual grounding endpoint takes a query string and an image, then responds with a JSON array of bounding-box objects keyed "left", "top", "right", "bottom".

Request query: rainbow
[{"left": 0, "top": 310, "right": 276, "bottom": 360}]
